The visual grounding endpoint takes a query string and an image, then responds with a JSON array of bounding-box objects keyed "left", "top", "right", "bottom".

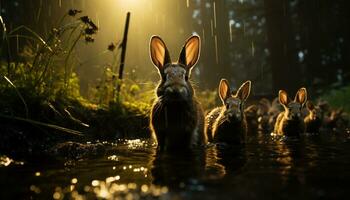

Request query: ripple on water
[{"left": 1, "top": 135, "right": 350, "bottom": 199}]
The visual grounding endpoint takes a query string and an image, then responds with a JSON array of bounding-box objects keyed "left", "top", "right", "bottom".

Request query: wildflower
[
  {"left": 51, "top": 28, "right": 60, "bottom": 36},
  {"left": 108, "top": 43, "right": 116, "bottom": 51},
  {"left": 80, "top": 16, "right": 91, "bottom": 24},
  {"left": 68, "top": 9, "right": 82, "bottom": 17},
  {"left": 88, "top": 21, "right": 98, "bottom": 31},
  {"left": 85, "top": 36, "right": 95, "bottom": 43},
  {"left": 85, "top": 27, "right": 97, "bottom": 35},
  {"left": 80, "top": 16, "right": 99, "bottom": 31}
]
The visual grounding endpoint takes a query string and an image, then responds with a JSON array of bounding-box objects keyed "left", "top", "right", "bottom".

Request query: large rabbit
[
  {"left": 274, "top": 88, "right": 307, "bottom": 136},
  {"left": 149, "top": 35, "right": 207, "bottom": 152},
  {"left": 205, "top": 79, "right": 251, "bottom": 144}
]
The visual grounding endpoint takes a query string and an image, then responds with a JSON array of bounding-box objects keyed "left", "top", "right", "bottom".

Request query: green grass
[{"left": 320, "top": 84, "right": 350, "bottom": 114}]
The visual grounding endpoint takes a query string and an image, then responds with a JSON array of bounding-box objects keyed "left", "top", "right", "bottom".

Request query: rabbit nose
[
  {"left": 292, "top": 113, "right": 300, "bottom": 119},
  {"left": 165, "top": 86, "right": 187, "bottom": 97},
  {"left": 165, "top": 87, "right": 174, "bottom": 93}
]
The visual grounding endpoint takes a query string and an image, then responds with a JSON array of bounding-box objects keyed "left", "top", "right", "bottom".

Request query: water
[{"left": 1, "top": 133, "right": 350, "bottom": 199}]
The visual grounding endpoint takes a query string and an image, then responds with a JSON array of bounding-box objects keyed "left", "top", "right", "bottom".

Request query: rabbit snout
[
  {"left": 164, "top": 84, "right": 189, "bottom": 99},
  {"left": 224, "top": 109, "right": 242, "bottom": 121},
  {"left": 291, "top": 112, "right": 301, "bottom": 119}
]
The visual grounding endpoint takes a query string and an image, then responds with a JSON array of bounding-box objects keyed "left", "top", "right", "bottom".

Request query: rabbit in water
[
  {"left": 304, "top": 101, "right": 323, "bottom": 133},
  {"left": 205, "top": 79, "right": 251, "bottom": 144},
  {"left": 274, "top": 88, "right": 307, "bottom": 136},
  {"left": 149, "top": 35, "right": 207, "bottom": 152}
]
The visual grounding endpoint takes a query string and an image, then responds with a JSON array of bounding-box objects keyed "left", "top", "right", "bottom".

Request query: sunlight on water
[
  {"left": 53, "top": 178, "right": 169, "bottom": 200},
  {"left": 0, "top": 155, "right": 24, "bottom": 166},
  {"left": 1, "top": 136, "right": 350, "bottom": 199}
]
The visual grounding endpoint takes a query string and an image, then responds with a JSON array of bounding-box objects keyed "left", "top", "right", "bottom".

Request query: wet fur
[
  {"left": 274, "top": 88, "right": 307, "bottom": 136},
  {"left": 304, "top": 102, "right": 322, "bottom": 133},
  {"left": 149, "top": 35, "right": 206, "bottom": 152},
  {"left": 150, "top": 96, "right": 205, "bottom": 151},
  {"left": 304, "top": 115, "right": 322, "bottom": 133},
  {"left": 211, "top": 108, "right": 247, "bottom": 144},
  {"left": 205, "top": 107, "right": 221, "bottom": 142},
  {"left": 275, "top": 112, "right": 305, "bottom": 136},
  {"left": 205, "top": 80, "right": 251, "bottom": 144}
]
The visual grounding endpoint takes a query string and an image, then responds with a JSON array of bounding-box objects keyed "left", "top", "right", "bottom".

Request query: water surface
[{"left": 1, "top": 132, "right": 350, "bottom": 199}]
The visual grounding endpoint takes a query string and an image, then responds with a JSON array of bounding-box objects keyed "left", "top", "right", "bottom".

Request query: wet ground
[{"left": 1, "top": 132, "right": 350, "bottom": 200}]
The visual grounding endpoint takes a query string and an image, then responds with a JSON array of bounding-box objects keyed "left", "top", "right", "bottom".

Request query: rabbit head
[
  {"left": 150, "top": 35, "right": 200, "bottom": 102},
  {"left": 306, "top": 101, "right": 323, "bottom": 120},
  {"left": 218, "top": 79, "right": 251, "bottom": 121},
  {"left": 279, "top": 88, "right": 307, "bottom": 120}
]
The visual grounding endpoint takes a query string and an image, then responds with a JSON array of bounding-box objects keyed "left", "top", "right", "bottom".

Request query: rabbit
[
  {"left": 149, "top": 35, "right": 207, "bottom": 152},
  {"left": 324, "top": 108, "right": 347, "bottom": 131},
  {"left": 304, "top": 101, "right": 323, "bottom": 133},
  {"left": 245, "top": 104, "right": 259, "bottom": 134},
  {"left": 274, "top": 88, "right": 308, "bottom": 136},
  {"left": 205, "top": 79, "right": 251, "bottom": 144}
]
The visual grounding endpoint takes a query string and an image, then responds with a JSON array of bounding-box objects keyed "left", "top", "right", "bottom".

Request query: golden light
[{"left": 116, "top": 0, "right": 146, "bottom": 11}]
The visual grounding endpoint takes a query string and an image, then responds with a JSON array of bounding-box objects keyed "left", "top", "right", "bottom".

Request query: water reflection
[
  {"left": 1, "top": 134, "right": 350, "bottom": 199},
  {"left": 205, "top": 144, "right": 247, "bottom": 179},
  {"left": 151, "top": 149, "right": 207, "bottom": 190}
]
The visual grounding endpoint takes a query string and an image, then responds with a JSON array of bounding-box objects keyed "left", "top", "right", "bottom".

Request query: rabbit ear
[
  {"left": 219, "top": 79, "right": 230, "bottom": 104},
  {"left": 235, "top": 81, "right": 251, "bottom": 101},
  {"left": 150, "top": 36, "right": 171, "bottom": 71},
  {"left": 279, "top": 90, "right": 289, "bottom": 106},
  {"left": 178, "top": 35, "right": 200, "bottom": 72},
  {"left": 306, "top": 101, "right": 314, "bottom": 110},
  {"left": 294, "top": 87, "right": 307, "bottom": 106}
]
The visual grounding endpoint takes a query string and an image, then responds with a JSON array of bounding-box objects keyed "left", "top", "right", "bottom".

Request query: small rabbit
[
  {"left": 274, "top": 88, "right": 308, "bottom": 136},
  {"left": 245, "top": 104, "right": 259, "bottom": 134},
  {"left": 149, "top": 35, "right": 207, "bottom": 152},
  {"left": 325, "top": 108, "right": 347, "bottom": 131},
  {"left": 304, "top": 101, "right": 322, "bottom": 133},
  {"left": 205, "top": 79, "right": 251, "bottom": 144}
]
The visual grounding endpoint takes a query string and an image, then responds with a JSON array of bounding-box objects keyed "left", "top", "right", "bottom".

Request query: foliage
[
  {"left": 0, "top": 9, "right": 152, "bottom": 143},
  {"left": 320, "top": 84, "right": 350, "bottom": 114}
]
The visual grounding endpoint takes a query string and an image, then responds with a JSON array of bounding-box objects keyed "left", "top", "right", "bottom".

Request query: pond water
[{"left": 1, "top": 132, "right": 350, "bottom": 200}]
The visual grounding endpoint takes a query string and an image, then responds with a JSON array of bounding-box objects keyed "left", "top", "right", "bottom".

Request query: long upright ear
[
  {"left": 235, "top": 80, "right": 251, "bottom": 101},
  {"left": 150, "top": 36, "right": 171, "bottom": 71},
  {"left": 279, "top": 90, "right": 289, "bottom": 106},
  {"left": 219, "top": 79, "right": 230, "bottom": 104},
  {"left": 178, "top": 35, "right": 200, "bottom": 71},
  {"left": 294, "top": 87, "right": 307, "bottom": 106}
]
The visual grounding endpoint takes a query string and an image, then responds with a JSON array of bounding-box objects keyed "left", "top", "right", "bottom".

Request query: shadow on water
[{"left": 0, "top": 132, "right": 350, "bottom": 199}]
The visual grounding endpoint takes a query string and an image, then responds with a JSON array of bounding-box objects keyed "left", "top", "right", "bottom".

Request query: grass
[{"left": 0, "top": 9, "right": 159, "bottom": 159}]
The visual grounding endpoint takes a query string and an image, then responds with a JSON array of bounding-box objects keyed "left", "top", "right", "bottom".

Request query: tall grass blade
[
  {"left": 0, "top": 114, "right": 83, "bottom": 136},
  {"left": 3, "top": 76, "right": 29, "bottom": 118}
]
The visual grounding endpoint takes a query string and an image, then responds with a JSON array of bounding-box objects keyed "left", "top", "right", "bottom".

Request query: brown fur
[
  {"left": 205, "top": 107, "right": 221, "bottom": 142},
  {"left": 206, "top": 79, "right": 251, "bottom": 144},
  {"left": 274, "top": 88, "right": 307, "bottom": 136},
  {"left": 149, "top": 35, "right": 207, "bottom": 152},
  {"left": 304, "top": 101, "right": 322, "bottom": 133}
]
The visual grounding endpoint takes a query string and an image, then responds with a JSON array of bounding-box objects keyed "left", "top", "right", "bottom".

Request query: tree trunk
[{"left": 264, "top": 0, "right": 301, "bottom": 94}]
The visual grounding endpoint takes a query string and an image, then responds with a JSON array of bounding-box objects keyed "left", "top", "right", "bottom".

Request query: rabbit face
[
  {"left": 284, "top": 102, "right": 303, "bottom": 120},
  {"left": 150, "top": 35, "right": 200, "bottom": 102},
  {"left": 161, "top": 64, "right": 191, "bottom": 101},
  {"left": 306, "top": 101, "right": 322, "bottom": 120},
  {"left": 223, "top": 97, "right": 244, "bottom": 121},
  {"left": 279, "top": 88, "right": 307, "bottom": 120},
  {"left": 219, "top": 79, "right": 251, "bottom": 122}
]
